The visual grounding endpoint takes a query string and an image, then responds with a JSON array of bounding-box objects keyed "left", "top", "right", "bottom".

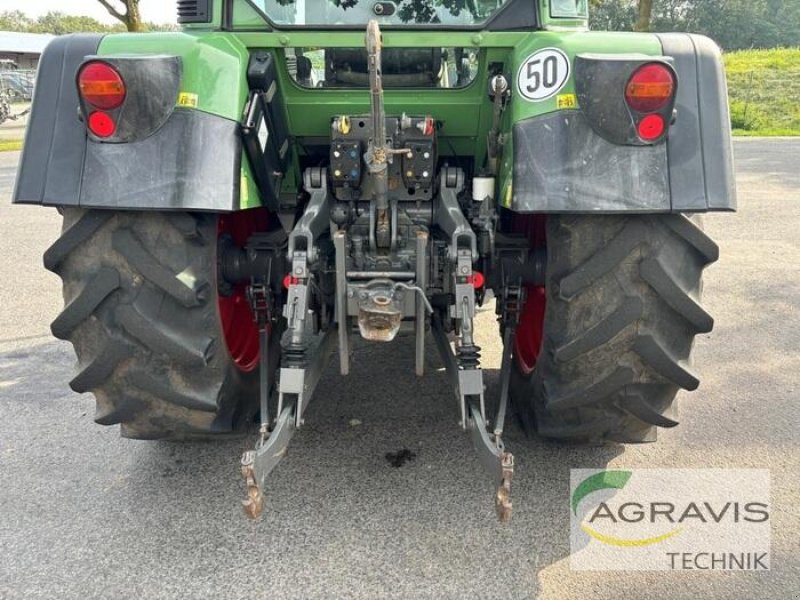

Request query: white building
[{"left": 0, "top": 31, "right": 55, "bottom": 70}]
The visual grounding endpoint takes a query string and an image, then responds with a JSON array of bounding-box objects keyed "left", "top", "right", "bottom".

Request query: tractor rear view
[{"left": 14, "top": 0, "right": 735, "bottom": 520}]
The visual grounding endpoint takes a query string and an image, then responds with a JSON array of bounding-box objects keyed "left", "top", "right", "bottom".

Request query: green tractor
[{"left": 14, "top": 0, "right": 734, "bottom": 520}]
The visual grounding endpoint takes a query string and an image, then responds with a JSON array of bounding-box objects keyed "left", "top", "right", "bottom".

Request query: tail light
[
  {"left": 87, "top": 112, "right": 117, "bottom": 138},
  {"left": 76, "top": 56, "right": 181, "bottom": 143},
  {"left": 575, "top": 56, "right": 677, "bottom": 146},
  {"left": 78, "top": 61, "right": 126, "bottom": 139},
  {"left": 637, "top": 114, "right": 666, "bottom": 141},
  {"left": 624, "top": 63, "right": 676, "bottom": 143},
  {"left": 625, "top": 63, "right": 675, "bottom": 113},
  {"left": 78, "top": 61, "right": 126, "bottom": 109}
]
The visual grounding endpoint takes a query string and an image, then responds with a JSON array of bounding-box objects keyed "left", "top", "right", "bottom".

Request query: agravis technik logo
[
  {"left": 569, "top": 469, "right": 771, "bottom": 571},
  {"left": 572, "top": 470, "right": 682, "bottom": 547}
]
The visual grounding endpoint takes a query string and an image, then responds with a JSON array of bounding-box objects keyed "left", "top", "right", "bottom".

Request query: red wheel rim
[
  {"left": 512, "top": 215, "right": 547, "bottom": 375},
  {"left": 515, "top": 286, "right": 546, "bottom": 375},
  {"left": 217, "top": 208, "right": 270, "bottom": 372}
]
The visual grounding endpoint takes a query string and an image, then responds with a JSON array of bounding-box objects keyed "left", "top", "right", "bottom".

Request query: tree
[
  {"left": 96, "top": 0, "right": 143, "bottom": 32},
  {"left": 28, "top": 12, "right": 122, "bottom": 34},
  {"left": 0, "top": 9, "right": 172, "bottom": 34},
  {"left": 589, "top": 0, "right": 800, "bottom": 49},
  {"left": 0, "top": 10, "right": 34, "bottom": 32},
  {"left": 633, "top": 0, "right": 653, "bottom": 31},
  {"left": 589, "top": 0, "right": 636, "bottom": 31}
]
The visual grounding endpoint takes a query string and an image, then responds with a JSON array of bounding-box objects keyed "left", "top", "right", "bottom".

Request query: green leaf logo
[{"left": 571, "top": 470, "right": 632, "bottom": 515}]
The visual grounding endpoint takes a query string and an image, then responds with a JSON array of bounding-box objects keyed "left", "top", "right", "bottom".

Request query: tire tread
[
  {"left": 50, "top": 209, "right": 258, "bottom": 439},
  {"left": 511, "top": 214, "right": 716, "bottom": 444}
]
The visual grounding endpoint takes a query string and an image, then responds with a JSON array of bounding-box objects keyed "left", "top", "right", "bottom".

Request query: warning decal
[
  {"left": 177, "top": 92, "right": 199, "bottom": 108},
  {"left": 557, "top": 93, "right": 578, "bottom": 109}
]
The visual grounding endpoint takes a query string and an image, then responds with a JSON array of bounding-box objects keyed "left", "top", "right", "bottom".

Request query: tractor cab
[{"left": 254, "top": 0, "right": 510, "bottom": 26}]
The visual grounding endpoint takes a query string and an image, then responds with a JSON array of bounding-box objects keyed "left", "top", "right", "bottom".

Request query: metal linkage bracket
[
  {"left": 432, "top": 316, "right": 514, "bottom": 522},
  {"left": 240, "top": 166, "right": 337, "bottom": 519},
  {"left": 241, "top": 319, "right": 336, "bottom": 520},
  {"left": 431, "top": 220, "right": 517, "bottom": 520},
  {"left": 241, "top": 400, "right": 297, "bottom": 519},
  {"left": 246, "top": 282, "right": 274, "bottom": 434},
  {"left": 289, "top": 168, "right": 331, "bottom": 263},
  {"left": 494, "top": 284, "right": 525, "bottom": 439},
  {"left": 283, "top": 263, "right": 309, "bottom": 336},
  {"left": 435, "top": 169, "right": 478, "bottom": 260},
  {"left": 278, "top": 329, "right": 337, "bottom": 428},
  {"left": 431, "top": 248, "right": 484, "bottom": 432},
  {"left": 333, "top": 230, "right": 351, "bottom": 376},
  {"left": 450, "top": 250, "right": 476, "bottom": 320},
  {"left": 468, "top": 401, "right": 514, "bottom": 522},
  {"left": 415, "top": 231, "right": 428, "bottom": 376}
]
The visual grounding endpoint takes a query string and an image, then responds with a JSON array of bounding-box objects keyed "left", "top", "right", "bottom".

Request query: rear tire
[
  {"left": 46, "top": 209, "right": 260, "bottom": 439},
  {"left": 510, "top": 214, "right": 718, "bottom": 443}
]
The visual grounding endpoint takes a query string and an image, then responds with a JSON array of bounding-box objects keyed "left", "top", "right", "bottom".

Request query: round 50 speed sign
[{"left": 516, "top": 48, "right": 571, "bottom": 102}]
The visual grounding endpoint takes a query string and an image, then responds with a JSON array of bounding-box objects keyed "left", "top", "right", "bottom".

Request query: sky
[{"left": 2, "top": 0, "right": 177, "bottom": 25}]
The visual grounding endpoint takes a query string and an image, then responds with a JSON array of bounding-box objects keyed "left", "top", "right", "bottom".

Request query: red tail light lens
[
  {"left": 625, "top": 63, "right": 675, "bottom": 113},
  {"left": 78, "top": 62, "right": 126, "bottom": 110},
  {"left": 87, "top": 111, "right": 117, "bottom": 138},
  {"left": 637, "top": 114, "right": 665, "bottom": 141}
]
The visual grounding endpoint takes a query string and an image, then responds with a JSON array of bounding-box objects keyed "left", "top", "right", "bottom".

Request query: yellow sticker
[
  {"left": 557, "top": 93, "right": 577, "bottom": 109},
  {"left": 240, "top": 173, "right": 249, "bottom": 202},
  {"left": 503, "top": 184, "right": 513, "bottom": 208},
  {"left": 177, "top": 92, "right": 198, "bottom": 108}
]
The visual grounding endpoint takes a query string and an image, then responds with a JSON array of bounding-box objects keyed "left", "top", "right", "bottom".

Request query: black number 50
[{"left": 526, "top": 55, "right": 558, "bottom": 93}]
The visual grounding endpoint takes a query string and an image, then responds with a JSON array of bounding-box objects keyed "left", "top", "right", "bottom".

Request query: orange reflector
[
  {"left": 87, "top": 111, "right": 116, "bottom": 138},
  {"left": 78, "top": 62, "right": 126, "bottom": 110},
  {"left": 637, "top": 114, "right": 665, "bottom": 141},
  {"left": 625, "top": 63, "right": 675, "bottom": 113}
]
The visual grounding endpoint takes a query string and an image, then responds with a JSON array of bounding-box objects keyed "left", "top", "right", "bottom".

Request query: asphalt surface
[{"left": 0, "top": 141, "right": 798, "bottom": 599}]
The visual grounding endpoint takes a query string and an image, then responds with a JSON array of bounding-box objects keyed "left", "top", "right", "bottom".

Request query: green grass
[
  {"left": 0, "top": 139, "right": 22, "bottom": 152},
  {"left": 725, "top": 48, "right": 800, "bottom": 136}
]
